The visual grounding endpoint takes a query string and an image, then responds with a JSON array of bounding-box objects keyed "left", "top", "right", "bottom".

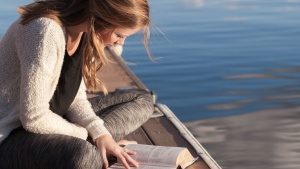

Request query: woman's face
[{"left": 101, "top": 27, "right": 141, "bottom": 47}]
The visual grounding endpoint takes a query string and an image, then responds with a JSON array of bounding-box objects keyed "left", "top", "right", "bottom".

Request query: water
[
  {"left": 123, "top": 1, "right": 300, "bottom": 168},
  {"left": 123, "top": 0, "right": 300, "bottom": 121},
  {"left": 1, "top": 0, "right": 300, "bottom": 168}
]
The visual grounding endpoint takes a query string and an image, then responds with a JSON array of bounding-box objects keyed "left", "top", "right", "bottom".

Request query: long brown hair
[{"left": 18, "top": 0, "right": 151, "bottom": 94}]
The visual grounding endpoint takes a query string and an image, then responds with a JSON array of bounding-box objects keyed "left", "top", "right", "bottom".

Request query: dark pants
[{"left": 0, "top": 89, "right": 154, "bottom": 169}]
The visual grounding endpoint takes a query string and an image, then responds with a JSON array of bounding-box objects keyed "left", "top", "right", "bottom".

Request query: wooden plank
[
  {"left": 142, "top": 117, "right": 210, "bottom": 169},
  {"left": 106, "top": 47, "right": 147, "bottom": 90},
  {"left": 92, "top": 48, "right": 146, "bottom": 93},
  {"left": 96, "top": 59, "right": 138, "bottom": 92},
  {"left": 142, "top": 117, "right": 195, "bottom": 154},
  {"left": 87, "top": 51, "right": 139, "bottom": 98},
  {"left": 123, "top": 127, "right": 153, "bottom": 145}
]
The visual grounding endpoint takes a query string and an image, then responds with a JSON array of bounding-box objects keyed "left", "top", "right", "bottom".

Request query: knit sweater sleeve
[
  {"left": 66, "top": 80, "right": 111, "bottom": 141},
  {"left": 16, "top": 18, "right": 88, "bottom": 140}
]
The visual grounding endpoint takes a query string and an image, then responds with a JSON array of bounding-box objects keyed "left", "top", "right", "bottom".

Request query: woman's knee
[
  {"left": 0, "top": 129, "right": 103, "bottom": 169},
  {"left": 92, "top": 89, "right": 155, "bottom": 117},
  {"left": 120, "top": 89, "right": 154, "bottom": 113},
  {"left": 132, "top": 89, "right": 155, "bottom": 117}
]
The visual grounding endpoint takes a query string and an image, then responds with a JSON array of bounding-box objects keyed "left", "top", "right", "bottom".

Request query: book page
[{"left": 125, "top": 144, "right": 185, "bottom": 167}]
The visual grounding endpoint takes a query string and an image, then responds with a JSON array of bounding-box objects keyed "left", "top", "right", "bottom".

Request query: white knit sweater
[{"left": 0, "top": 17, "right": 110, "bottom": 143}]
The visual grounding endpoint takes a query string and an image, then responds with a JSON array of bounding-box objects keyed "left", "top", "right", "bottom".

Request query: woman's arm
[
  {"left": 65, "top": 80, "right": 111, "bottom": 141},
  {"left": 17, "top": 18, "right": 88, "bottom": 140}
]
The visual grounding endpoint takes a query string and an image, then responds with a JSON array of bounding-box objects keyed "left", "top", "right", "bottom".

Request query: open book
[{"left": 108, "top": 144, "right": 198, "bottom": 169}]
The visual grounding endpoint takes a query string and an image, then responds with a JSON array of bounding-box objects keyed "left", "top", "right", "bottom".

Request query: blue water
[
  {"left": 2, "top": 0, "right": 300, "bottom": 169},
  {"left": 123, "top": 2, "right": 300, "bottom": 168},
  {"left": 122, "top": 0, "right": 300, "bottom": 121}
]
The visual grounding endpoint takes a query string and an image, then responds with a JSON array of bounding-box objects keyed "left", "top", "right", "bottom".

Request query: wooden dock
[{"left": 87, "top": 46, "right": 221, "bottom": 169}]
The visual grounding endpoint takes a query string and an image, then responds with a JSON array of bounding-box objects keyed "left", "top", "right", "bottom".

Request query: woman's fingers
[
  {"left": 124, "top": 148, "right": 137, "bottom": 155},
  {"left": 122, "top": 151, "right": 139, "bottom": 168},
  {"left": 100, "top": 149, "right": 109, "bottom": 169},
  {"left": 119, "top": 150, "right": 139, "bottom": 169},
  {"left": 119, "top": 155, "right": 131, "bottom": 169},
  {"left": 117, "top": 139, "right": 138, "bottom": 146},
  {"left": 95, "top": 135, "right": 139, "bottom": 168}
]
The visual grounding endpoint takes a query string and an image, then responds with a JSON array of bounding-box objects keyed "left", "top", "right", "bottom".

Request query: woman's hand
[
  {"left": 117, "top": 139, "right": 138, "bottom": 146},
  {"left": 95, "top": 134, "right": 139, "bottom": 169}
]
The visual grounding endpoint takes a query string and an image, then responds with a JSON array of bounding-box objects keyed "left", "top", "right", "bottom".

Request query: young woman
[{"left": 0, "top": 0, "right": 154, "bottom": 168}]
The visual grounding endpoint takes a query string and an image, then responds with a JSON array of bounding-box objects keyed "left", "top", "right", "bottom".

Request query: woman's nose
[{"left": 114, "top": 38, "right": 126, "bottom": 46}]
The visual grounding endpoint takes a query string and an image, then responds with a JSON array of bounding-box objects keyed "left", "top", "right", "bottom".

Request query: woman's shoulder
[
  {"left": 15, "top": 17, "right": 66, "bottom": 45},
  {"left": 4, "top": 17, "right": 63, "bottom": 38},
  {"left": 20, "top": 17, "right": 64, "bottom": 33}
]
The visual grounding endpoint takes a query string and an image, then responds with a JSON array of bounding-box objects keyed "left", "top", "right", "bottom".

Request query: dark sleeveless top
[{"left": 49, "top": 33, "right": 86, "bottom": 116}]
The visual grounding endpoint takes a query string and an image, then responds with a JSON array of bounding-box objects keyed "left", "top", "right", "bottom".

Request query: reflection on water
[
  {"left": 185, "top": 106, "right": 300, "bottom": 169},
  {"left": 181, "top": 0, "right": 204, "bottom": 8},
  {"left": 183, "top": 66, "right": 300, "bottom": 169},
  {"left": 206, "top": 67, "right": 300, "bottom": 111}
]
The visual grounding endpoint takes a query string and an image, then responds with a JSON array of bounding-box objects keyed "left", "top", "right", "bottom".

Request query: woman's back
[{"left": 0, "top": 17, "right": 66, "bottom": 143}]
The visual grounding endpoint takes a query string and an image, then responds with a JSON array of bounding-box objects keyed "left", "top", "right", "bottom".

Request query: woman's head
[
  {"left": 86, "top": 0, "right": 151, "bottom": 51},
  {"left": 18, "top": 0, "right": 151, "bottom": 93},
  {"left": 84, "top": 0, "right": 151, "bottom": 93},
  {"left": 89, "top": 0, "right": 150, "bottom": 36}
]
